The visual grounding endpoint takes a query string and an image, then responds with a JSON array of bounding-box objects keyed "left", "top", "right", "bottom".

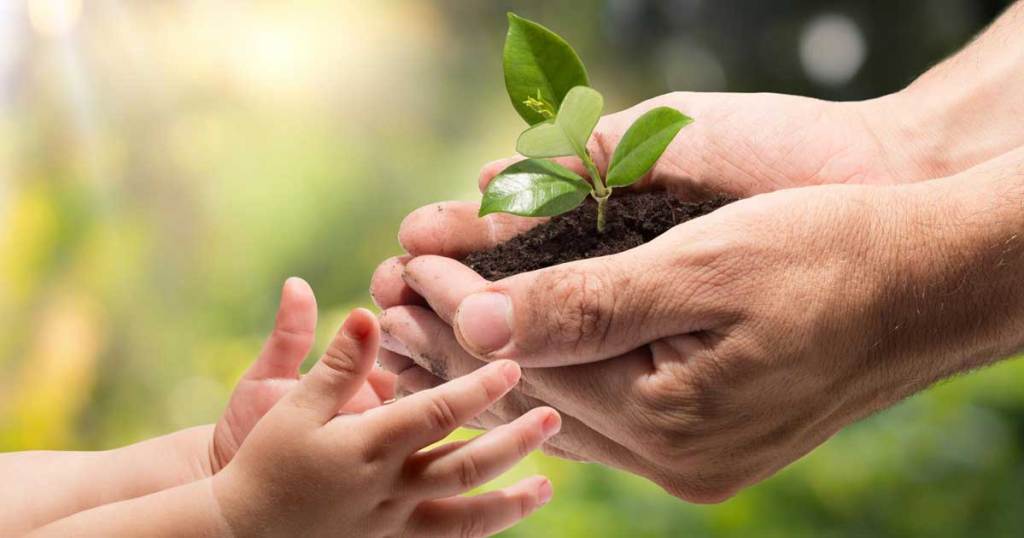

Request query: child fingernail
[
  {"left": 538, "top": 479, "right": 553, "bottom": 505},
  {"left": 342, "top": 310, "right": 374, "bottom": 340},
  {"left": 500, "top": 361, "right": 520, "bottom": 385},
  {"left": 542, "top": 412, "right": 561, "bottom": 437}
]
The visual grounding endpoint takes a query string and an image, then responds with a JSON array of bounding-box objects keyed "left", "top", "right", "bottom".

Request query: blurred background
[{"left": 2, "top": 0, "right": 1022, "bottom": 536}]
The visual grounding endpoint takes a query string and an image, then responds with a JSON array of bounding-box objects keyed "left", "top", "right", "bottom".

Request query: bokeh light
[
  {"left": 799, "top": 13, "right": 867, "bottom": 87},
  {"left": 27, "top": 0, "right": 82, "bottom": 39},
  {"left": 2, "top": 1, "right": 1022, "bottom": 536}
]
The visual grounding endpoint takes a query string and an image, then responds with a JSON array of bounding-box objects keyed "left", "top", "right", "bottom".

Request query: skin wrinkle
[{"left": 362, "top": 5, "right": 1024, "bottom": 505}]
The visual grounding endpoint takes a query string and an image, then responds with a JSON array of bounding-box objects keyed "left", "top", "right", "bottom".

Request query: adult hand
[
  {"left": 373, "top": 149, "right": 1024, "bottom": 501},
  {"left": 372, "top": 2, "right": 1024, "bottom": 498},
  {"left": 369, "top": 88, "right": 927, "bottom": 477}
]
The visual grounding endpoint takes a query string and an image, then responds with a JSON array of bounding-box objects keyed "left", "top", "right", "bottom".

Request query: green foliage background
[{"left": 1, "top": 1, "right": 1021, "bottom": 536}]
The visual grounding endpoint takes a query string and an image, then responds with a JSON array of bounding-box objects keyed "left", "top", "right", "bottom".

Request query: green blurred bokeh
[{"left": 2, "top": 1, "right": 1022, "bottom": 536}]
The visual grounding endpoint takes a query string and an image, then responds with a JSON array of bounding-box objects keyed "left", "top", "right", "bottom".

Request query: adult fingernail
[
  {"left": 538, "top": 479, "right": 553, "bottom": 505},
  {"left": 456, "top": 292, "right": 512, "bottom": 356}
]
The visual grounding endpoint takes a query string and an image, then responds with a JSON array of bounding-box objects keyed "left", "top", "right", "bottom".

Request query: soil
[{"left": 463, "top": 191, "right": 736, "bottom": 280}]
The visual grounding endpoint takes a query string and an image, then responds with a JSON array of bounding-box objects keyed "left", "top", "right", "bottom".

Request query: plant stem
[
  {"left": 579, "top": 150, "right": 610, "bottom": 233},
  {"left": 581, "top": 153, "right": 606, "bottom": 197},
  {"left": 595, "top": 191, "right": 609, "bottom": 232}
]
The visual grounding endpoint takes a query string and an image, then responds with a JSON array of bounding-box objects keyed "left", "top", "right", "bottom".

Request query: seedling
[{"left": 480, "top": 13, "right": 693, "bottom": 232}]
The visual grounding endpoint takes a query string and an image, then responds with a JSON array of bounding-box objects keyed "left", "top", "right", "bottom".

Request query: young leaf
[
  {"left": 605, "top": 107, "right": 693, "bottom": 187},
  {"left": 516, "top": 121, "right": 575, "bottom": 158},
  {"left": 516, "top": 86, "right": 604, "bottom": 159},
  {"left": 556, "top": 86, "right": 603, "bottom": 155},
  {"left": 504, "top": 13, "right": 590, "bottom": 125},
  {"left": 479, "top": 159, "right": 591, "bottom": 217}
]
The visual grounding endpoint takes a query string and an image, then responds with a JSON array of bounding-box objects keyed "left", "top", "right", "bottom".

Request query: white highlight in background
[{"left": 799, "top": 13, "right": 867, "bottom": 87}]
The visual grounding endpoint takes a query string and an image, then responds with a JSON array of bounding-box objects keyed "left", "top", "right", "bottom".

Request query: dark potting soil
[{"left": 463, "top": 191, "right": 736, "bottom": 280}]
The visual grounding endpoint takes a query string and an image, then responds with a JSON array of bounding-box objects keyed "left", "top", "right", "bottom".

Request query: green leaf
[
  {"left": 605, "top": 107, "right": 693, "bottom": 187},
  {"left": 504, "top": 13, "right": 590, "bottom": 125},
  {"left": 479, "top": 159, "right": 591, "bottom": 217},
  {"left": 516, "top": 86, "right": 603, "bottom": 159},
  {"left": 516, "top": 121, "right": 575, "bottom": 158},
  {"left": 556, "top": 86, "right": 603, "bottom": 154}
]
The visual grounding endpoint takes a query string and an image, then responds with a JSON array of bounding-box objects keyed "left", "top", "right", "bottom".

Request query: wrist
[
  {"left": 860, "top": 57, "right": 1024, "bottom": 182},
  {"left": 883, "top": 164, "right": 1024, "bottom": 372},
  {"left": 104, "top": 424, "right": 216, "bottom": 494},
  {"left": 26, "top": 478, "right": 234, "bottom": 537}
]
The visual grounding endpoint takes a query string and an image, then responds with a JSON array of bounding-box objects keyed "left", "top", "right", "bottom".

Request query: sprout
[{"left": 480, "top": 13, "right": 693, "bottom": 232}]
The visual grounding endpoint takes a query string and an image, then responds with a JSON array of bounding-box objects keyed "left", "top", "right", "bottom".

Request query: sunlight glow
[{"left": 27, "top": 0, "right": 82, "bottom": 38}]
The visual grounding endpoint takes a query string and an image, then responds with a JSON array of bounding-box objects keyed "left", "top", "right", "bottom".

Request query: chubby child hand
[
  {"left": 211, "top": 302, "right": 560, "bottom": 537},
  {"left": 210, "top": 277, "right": 397, "bottom": 472}
]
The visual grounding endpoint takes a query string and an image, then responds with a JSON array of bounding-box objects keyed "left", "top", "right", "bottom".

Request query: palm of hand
[
  {"left": 211, "top": 373, "right": 392, "bottom": 472},
  {"left": 211, "top": 377, "right": 295, "bottom": 473}
]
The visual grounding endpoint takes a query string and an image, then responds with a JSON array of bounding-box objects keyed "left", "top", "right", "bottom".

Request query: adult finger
[
  {"left": 403, "top": 254, "right": 711, "bottom": 366},
  {"left": 406, "top": 407, "right": 560, "bottom": 498},
  {"left": 359, "top": 360, "right": 520, "bottom": 453},
  {"left": 379, "top": 305, "right": 646, "bottom": 422},
  {"left": 339, "top": 367, "right": 396, "bottom": 413},
  {"left": 478, "top": 92, "right": 751, "bottom": 200},
  {"left": 402, "top": 256, "right": 486, "bottom": 324},
  {"left": 283, "top": 308, "right": 379, "bottom": 422},
  {"left": 245, "top": 277, "right": 317, "bottom": 380},
  {"left": 342, "top": 381, "right": 387, "bottom": 414},
  {"left": 367, "top": 367, "right": 397, "bottom": 402},
  {"left": 379, "top": 306, "right": 648, "bottom": 471},
  {"left": 406, "top": 476, "right": 552, "bottom": 538},
  {"left": 378, "top": 346, "right": 415, "bottom": 374},
  {"left": 397, "top": 202, "right": 542, "bottom": 258},
  {"left": 369, "top": 255, "right": 426, "bottom": 309}
]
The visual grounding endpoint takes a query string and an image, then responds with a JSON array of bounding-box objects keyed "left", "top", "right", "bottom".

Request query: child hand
[
  {"left": 209, "top": 278, "right": 396, "bottom": 473},
  {"left": 211, "top": 308, "right": 559, "bottom": 538}
]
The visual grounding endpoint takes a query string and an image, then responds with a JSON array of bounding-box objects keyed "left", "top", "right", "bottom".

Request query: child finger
[
  {"left": 284, "top": 308, "right": 380, "bottom": 422},
  {"left": 246, "top": 277, "right": 317, "bottom": 380},
  {"left": 406, "top": 475, "right": 552, "bottom": 538},
  {"left": 405, "top": 407, "right": 560, "bottom": 498},
  {"left": 358, "top": 360, "right": 520, "bottom": 452}
]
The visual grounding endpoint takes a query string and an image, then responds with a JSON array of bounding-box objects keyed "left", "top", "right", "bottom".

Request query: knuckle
[
  {"left": 320, "top": 343, "right": 361, "bottom": 379},
  {"left": 642, "top": 425, "right": 701, "bottom": 468},
  {"left": 477, "top": 370, "right": 509, "bottom": 403},
  {"left": 634, "top": 374, "right": 718, "bottom": 467},
  {"left": 458, "top": 514, "right": 488, "bottom": 538},
  {"left": 423, "top": 396, "right": 460, "bottom": 432},
  {"left": 516, "top": 424, "right": 540, "bottom": 457},
  {"left": 534, "top": 265, "right": 616, "bottom": 353},
  {"left": 659, "top": 475, "right": 740, "bottom": 504},
  {"left": 456, "top": 454, "right": 484, "bottom": 490},
  {"left": 514, "top": 428, "right": 537, "bottom": 459},
  {"left": 517, "top": 491, "right": 532, "bottom": 519}
]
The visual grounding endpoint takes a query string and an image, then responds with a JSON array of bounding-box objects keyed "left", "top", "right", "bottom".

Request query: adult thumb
[{"left": 452, "top": 249, "right": 685, "bottom": 367}]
